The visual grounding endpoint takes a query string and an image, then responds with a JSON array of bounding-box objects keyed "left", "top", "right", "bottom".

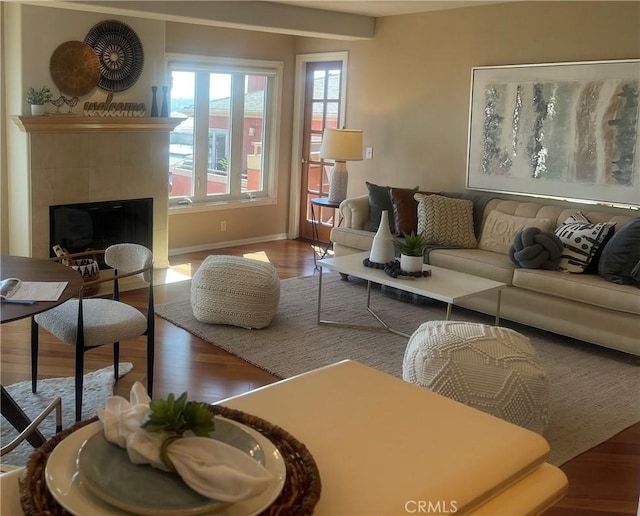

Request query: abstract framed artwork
[{"left": 466, "top": 60, "right": 640, "bottom": 207}]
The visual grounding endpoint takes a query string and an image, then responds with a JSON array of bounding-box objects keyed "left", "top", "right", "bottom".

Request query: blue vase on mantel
[
  {"left": 161, "top": 86, "right": 169, "bottom": 117},
  {"left": 150, "top": 86, "right": 159, "bottom": 117}
]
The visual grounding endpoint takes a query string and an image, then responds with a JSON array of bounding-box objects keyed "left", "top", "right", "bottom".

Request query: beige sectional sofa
[{"left": 330, "top": 194, "right": 640, "bottom": 357}]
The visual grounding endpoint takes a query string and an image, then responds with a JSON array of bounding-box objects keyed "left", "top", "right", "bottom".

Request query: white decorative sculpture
[{"left": 369, "top": 211, "right": 396, "bottom": 264}]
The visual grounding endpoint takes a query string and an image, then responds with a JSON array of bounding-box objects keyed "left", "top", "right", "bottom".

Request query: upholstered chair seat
[{"left": 34, "top": 299, "right": 147, "bottom": 345}]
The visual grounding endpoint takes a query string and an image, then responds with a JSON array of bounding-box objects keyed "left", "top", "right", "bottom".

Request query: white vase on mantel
[
  {"left": 369, "top": 210, "right": 396, "bottom": 264},
  {"left": 400, "top": 254, "right": 423, "bottom": 273},
  {"left": 30, "top": 104, "right": 45, "bottom": 116}
]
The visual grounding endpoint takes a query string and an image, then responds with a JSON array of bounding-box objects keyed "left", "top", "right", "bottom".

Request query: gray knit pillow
[
  {"left": 509, "top": 227, "right": 564, "bottom": 269},
  {"left": 415, "top": 194, "right": 477, "bottom": 248}
]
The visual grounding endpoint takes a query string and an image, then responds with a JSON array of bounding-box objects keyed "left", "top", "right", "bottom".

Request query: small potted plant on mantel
[
  {"left": 26, "top": 86, "right": 53, "bottom": 116},
  {"left": 395, "top": 231, "right": 426, "bottom": 273}
]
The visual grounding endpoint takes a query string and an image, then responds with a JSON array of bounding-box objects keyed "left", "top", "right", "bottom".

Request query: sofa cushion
[
  {"left": 330, "top": 227, "right": 376, "bottom": 252},
  {"left": 555, "top": 214, "right": 616, "bottom": 273},
  {"left": 598, "top": 218, "right": 640, "bottom": 285},
  {"left": 390, "top": 188, "right": 435, "bottom": 236},
  {"left": 513, "top": 268, "right": 640, "bottom": 315},
  {"left": 427, "top": 248, "right": 515, "bottom": 284},
  {"left": 415, "top": 194, "right": 477, "bottom": 248},
  {"left": 478, "top": 211, "right": 552, "bottom": 255},
  {"left": 365, "top": 182, "right": 394, "bottom": 233}
]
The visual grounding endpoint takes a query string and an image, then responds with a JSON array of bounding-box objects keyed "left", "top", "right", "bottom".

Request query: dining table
[
  {"left": 221, "top": 360, "right": 568, "bottom": 514},
  {"left": 1, "top": 360, "right": 567, "bottom": 514},
  {"left": 1, "top": 255, "right": 83, "bottom": 447}
]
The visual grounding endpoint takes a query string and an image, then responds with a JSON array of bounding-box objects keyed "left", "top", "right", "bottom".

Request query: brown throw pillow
[{"left": 390, "top": 188, "right": 435, "bottom": 236}]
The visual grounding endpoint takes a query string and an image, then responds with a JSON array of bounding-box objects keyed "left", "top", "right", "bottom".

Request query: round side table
[{"left": 310, "top": 197, "right": 342, "bottom": 268}]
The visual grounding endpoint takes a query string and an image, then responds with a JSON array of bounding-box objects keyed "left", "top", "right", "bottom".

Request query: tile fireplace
[
  {"left": 11, "top": 116, "right": 183, "bottom": 268},
  {"left": 49, "top": 198, "right": 153, "bottom": 259}
]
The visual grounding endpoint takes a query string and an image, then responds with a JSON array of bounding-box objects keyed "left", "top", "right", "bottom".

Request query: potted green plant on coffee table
[
  {"left": 395, "top": 231, "right": 426, "bottom": 273},
  {"left": 26, "top": 86, "right": 52, "bottom": 115}
]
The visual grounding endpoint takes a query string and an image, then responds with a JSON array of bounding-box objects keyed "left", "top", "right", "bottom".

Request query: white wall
[
  {"left": 13, "top": 4, "right": 166, "bottom": 114},
  {"left": 1, "top": 3, "right": 298, "bottom": 256},
  {"left": 295, "top": 2, "right": 640, "bottom": 208},
  {"left": 1, "top": 3, "right": 7, "bottom": 254},
  {"left": 3, "top": 2, "right": 639, "bottom": 257},
  {"left": 3, "top": 3, "right": 169, "bottom": 257}
]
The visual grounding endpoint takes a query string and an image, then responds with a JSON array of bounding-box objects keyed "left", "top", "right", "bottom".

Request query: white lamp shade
[{"left": 319, "top": 128, "right": 363, "bottom": 161}]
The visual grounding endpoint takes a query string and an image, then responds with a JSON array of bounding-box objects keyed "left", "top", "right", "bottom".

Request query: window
[{"left": 167, "top": 55, "right": 283, "bottom": 206}]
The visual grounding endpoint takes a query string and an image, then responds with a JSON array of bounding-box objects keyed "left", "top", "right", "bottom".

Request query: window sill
[{"left": 168, "top": 197, "right": 276, "bottom": 215}]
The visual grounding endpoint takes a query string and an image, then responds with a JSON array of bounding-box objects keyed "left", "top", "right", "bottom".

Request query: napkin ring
[{"left": 160, "top": 436, "right": 180, "bottom": 473}]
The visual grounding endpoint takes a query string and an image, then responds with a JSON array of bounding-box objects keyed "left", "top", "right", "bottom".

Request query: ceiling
[
  {"left": 269, "top": 1, "right": 512, "bottom": 17},
  {"left": 41, "top": 0, "right": 519, "bottom": 40}
]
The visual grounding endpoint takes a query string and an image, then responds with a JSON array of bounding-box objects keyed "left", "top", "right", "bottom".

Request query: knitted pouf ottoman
[
  {"left": 191, "top": 255, "right": 280, "bottom": 329},
  {"left": 403, "top": 321, "right": 549, "bottom": 433}
]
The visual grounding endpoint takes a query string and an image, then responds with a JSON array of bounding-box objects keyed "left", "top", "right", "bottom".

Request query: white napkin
[{"left": 97, "top": 382, "right": 274, "bottom": 502}]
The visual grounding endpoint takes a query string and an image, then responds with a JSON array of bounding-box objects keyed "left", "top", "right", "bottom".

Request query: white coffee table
[{"left": 317, "top": 251, "right": 506, "bottom": 337}]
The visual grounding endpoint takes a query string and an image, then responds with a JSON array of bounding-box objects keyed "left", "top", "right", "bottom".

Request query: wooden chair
[{"left": 31, "top": 243, "right": 154, "bottom": 421}]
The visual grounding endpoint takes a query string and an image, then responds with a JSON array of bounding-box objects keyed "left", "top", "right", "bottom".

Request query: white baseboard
[{"left": 168, "top": 233, "right": 289, "bottom": 257}]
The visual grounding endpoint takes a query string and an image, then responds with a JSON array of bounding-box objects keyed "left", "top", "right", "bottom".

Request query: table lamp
[{"left": 319, "top": 128, "right": 363, "bottom": 203}]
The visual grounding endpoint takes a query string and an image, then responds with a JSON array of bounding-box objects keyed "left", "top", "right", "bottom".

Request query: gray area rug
[
  {"left": 155, "top": 273, "right": 640, "bottom": 466},
  {"left": 1, "top": 363, "right": 132, "bottom": 467}
]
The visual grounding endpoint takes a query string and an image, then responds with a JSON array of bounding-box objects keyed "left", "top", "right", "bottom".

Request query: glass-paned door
[{"left": 298, "top": 61, "right": 343, "bottom": 242}]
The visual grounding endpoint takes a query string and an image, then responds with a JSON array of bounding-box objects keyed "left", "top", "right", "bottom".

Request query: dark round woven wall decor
[{"left": 84, "top": 20, "right": 144, "bottom": 92}]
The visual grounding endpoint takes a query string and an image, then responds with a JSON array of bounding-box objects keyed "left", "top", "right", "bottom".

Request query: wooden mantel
[{"left": 13, "top": 116, "right": 184, "bottom": 133}]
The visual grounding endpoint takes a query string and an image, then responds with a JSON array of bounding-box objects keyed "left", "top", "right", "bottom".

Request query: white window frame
[{"left": 166, "top": 53, "right": 283, "bottom": 212}]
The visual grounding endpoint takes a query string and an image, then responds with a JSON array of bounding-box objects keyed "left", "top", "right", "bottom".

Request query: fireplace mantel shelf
[{"left": 13, "top": 116, "right": 184, "bottom": 133}]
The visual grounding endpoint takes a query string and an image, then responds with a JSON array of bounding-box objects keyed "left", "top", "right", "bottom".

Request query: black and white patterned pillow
[{"left": 555, "top": 212, "right": 615, "bottom": 273}]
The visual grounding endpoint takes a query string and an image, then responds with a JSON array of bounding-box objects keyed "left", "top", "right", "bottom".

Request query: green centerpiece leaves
[
  {"left": 395, "top": 231, "right": 427, "bottom": 257},
  {"left": 143, "top": 392, "right": 215, "bottom": 437},
  {"left": 183, "top": 400, "right": 217, "bottom": 437},
  {"left": 142, "top": 392, "right": 215, "bottom": 472}
]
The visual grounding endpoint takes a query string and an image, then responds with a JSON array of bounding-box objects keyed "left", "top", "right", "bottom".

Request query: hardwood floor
[{"left": 1, "top": 239, "right": 638, "bottom": 514}]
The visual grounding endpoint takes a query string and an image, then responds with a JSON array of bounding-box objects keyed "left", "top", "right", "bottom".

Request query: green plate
[{"left": 76, "top": 418, "right": 265, "bottom": 516}]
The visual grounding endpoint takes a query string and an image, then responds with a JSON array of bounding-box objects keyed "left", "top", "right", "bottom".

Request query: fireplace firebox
[{"left": 49, "top": 198, "right": 153, "bottom": 262}]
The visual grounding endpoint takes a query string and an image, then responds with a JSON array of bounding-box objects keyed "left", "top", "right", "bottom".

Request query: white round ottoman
[
  {"left": 403, "top": 321, "right": 549, "bottom": 434},
  {"left": 191, "top": 255, "right": 280, "bottom": 329}
]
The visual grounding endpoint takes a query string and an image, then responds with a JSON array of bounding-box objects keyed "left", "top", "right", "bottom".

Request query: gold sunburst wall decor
[{"left": 49, "top": 40, "right": 101, "bottom": 97}]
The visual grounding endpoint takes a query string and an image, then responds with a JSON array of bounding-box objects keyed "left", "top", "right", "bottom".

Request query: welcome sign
[{"left": 83, "top": 92, "right": 146, "bottom": 117}]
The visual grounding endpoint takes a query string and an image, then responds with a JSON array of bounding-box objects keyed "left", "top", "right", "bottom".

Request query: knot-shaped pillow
[{"left": 509, "top": 227, "right": 563, "bottom": 269}]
